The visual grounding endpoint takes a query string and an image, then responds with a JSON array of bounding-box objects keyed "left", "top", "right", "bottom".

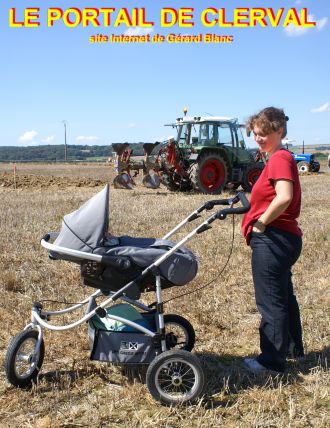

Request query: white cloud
[
  {"left": 317, "top": 17, "right": 328, "bottom": 30},
  {"left": 128, "top": 123, "right": 136, "bottom": 128},
  {"left": 76, "top": 136, "right": 100, "bottom": 142},
  {"left": 124, "top": 27, "right": 154, "bottom": 36},
  {"left": 284, "top": 15, "right": 328, "bottom": 37},
  {"left": 41, "top": 135, "right": 55, "bottom": 144},
  {"left": 311, "top": 102, "right": 330, "bottom": 113},
  {"left": 18, "top": 130, "right": 38, "bottom": 143}
]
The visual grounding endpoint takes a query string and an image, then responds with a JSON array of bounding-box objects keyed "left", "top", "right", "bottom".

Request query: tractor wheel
[
  {"left": 310, "top": 162, "right": 320, "bottom": 173},
  {"left": 161, "top": 173, "right": 182, "bottom": 192},
  {"left": 242, "top": 163, "right": 264, "bottom": 192},
  {"left": 161, "top": 173, "right": 192, "bottom": 192},
  {"left": 297, "top": 161, "right": 310, "bottom": 174},
  {"left": 190, "top": 152, "right": 228, "bottom": 194}
]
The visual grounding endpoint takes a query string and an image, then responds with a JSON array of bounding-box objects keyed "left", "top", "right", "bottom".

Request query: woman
[{"left": 241, "top": 107, "right": 304, "bottom": 374}]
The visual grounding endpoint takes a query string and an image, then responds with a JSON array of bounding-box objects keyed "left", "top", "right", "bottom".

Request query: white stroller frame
[{"left": 6, "top": 191, "right": 250, "bottom": 405}]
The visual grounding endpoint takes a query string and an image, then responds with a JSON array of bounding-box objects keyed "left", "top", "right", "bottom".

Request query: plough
[{"left": 112, "top": 142, "right": 162, "bottom": 189}]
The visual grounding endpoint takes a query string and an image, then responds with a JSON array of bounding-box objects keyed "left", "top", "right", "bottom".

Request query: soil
[{"left": 0, "top": 173, "right": 108, "bottom": 189}]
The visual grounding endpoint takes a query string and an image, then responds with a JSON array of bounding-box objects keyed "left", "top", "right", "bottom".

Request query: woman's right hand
[{"left": 253, "top": 220, "right": 266, "bottom": 233}]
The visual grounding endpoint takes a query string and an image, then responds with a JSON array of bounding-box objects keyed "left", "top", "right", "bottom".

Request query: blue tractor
[
  {"left": 292, "top": 152, "right": 320, "bottom": 173},
  {"left": 282, "top": 140, "right": 320, "bottom": 173}
]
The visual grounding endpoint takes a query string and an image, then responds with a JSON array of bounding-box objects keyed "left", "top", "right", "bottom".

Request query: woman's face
[{"left": 253, "top": 126, "right": 283, "bottom": 154}]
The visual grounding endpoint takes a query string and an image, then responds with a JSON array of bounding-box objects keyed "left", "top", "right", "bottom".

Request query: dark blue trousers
[{"left": 250, "top": 227, "right": 303, "bottom": 372}]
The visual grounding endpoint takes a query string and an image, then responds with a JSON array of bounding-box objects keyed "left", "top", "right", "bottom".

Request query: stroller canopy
[{"left": 54, "top": 184, "right": 109, "bottom": 253}]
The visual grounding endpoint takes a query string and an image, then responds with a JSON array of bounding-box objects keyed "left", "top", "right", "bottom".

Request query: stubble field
[{"left": 0, "top": 163, "right": 329, "bottom": 427}]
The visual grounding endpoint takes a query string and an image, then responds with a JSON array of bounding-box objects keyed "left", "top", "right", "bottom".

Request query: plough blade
[
  {"left": 142, "top": 174, "right": 160, "bottom": 189},
  {"left": 113, "top": 173, "right": 134, "bottom": 189}
]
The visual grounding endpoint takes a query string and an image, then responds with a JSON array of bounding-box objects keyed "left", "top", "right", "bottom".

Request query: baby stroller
[{"left": 5, "top": 185, "right": 250, "bottom": 405}]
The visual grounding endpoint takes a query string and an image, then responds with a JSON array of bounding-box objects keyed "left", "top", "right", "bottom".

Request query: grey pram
[
  {"left": 50, "top": 185, "right": 198, "bottom": 299},
  {"left": 5, "top": 185, "right": 250, "bottom": 405}
]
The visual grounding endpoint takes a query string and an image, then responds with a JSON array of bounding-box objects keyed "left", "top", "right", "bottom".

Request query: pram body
[{"left": 5, "top": 185, "right": 250, "bottom": 405}]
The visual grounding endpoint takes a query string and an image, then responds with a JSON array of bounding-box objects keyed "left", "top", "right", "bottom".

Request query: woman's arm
[{"left": 253, "top": 179, "right": 293, "bottom": 232}]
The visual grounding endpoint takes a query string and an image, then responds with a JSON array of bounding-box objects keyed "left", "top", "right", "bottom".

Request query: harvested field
[{"left": 0, "top": 162, "right": 329, "bottom": 427}]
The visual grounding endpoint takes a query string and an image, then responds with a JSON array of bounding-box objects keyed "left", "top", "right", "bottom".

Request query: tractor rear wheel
[
  {"left": 190, "top": 152, "right": 228, "bottom": 194},
  {"left": 242, "top": 163, "right": 264, "bottom": 192},
  {"left": 310, "top": 162, "right": 320, "bottom": 173}
]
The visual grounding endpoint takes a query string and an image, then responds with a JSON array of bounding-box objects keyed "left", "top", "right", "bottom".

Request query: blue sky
[{"left": 0, "top": 0, "right": 329, "bottom": 148}]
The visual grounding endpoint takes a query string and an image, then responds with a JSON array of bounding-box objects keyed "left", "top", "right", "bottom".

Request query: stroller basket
[
  {"left": 90, "top": 329, "right": 156, "bottom": 363},
  {"left": 89, "top": 304, "right": 157, "bottom": 363}
]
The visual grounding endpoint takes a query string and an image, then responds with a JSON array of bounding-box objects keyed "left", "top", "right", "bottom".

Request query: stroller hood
[{"left": 53, "top": 184, "right": 109, "bottom": 255}]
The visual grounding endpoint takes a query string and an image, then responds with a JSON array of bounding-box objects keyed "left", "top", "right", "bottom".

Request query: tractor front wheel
[
  {"left": 297, "top": 161, "right": 310, "bottom": 174},
  {"left": 161, "top": 172, "right": 192, "bottom": 192},
  {"left": 190, "top": 152, "right": 228, "bottom": 194}
]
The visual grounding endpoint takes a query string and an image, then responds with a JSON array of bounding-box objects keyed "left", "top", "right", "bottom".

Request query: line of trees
[{"left": 0, "top": 143, "right": 146, "bottom": 162}]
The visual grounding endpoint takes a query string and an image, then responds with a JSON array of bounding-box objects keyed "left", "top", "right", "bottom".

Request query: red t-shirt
[{"left": 241, "top": 149, "right": 302, "bottom": 244}]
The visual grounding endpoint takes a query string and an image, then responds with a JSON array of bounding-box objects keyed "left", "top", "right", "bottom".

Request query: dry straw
[{"left": 0, "top": 162, "right": 329, "bottom": 427}]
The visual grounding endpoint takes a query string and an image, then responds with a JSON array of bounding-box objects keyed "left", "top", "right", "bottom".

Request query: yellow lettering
[
  {"left": 267, "top": 8, "right": 284, "bottom": 27},
  {"left": 48, "top": 8, "right": 63, "bottom": 27},
  {"left": 234, "top": 8, "right": 249, "bottom": 27},
  {"left": 82, "top": 8, "right": 100, "bottom": 27},
  {"left": 219, "top": 9, "right": 234, "bottom": 27},
  {"left": 283, "top": 9, "right": 300, "bottom": 27},
  {"left": 114, "top": 8, "right": 132, "bottom": 27},
  {"left": 9, "top": 8, "right": 40, "bottom": 27},
  {"left": 300, "top": 8, "right": 316, "bottom": 27},
  {"left": 100, "top": 8, "right": 115, "bottom": 27},
  {"left": 250, "top": 9, "right": 267, "bottom": 27},
  {"left": 160, "top": 8, "right": 178, "bottom": 27},
  {"left": 9, "top": 8, "right": 24, "bottom": 27},
  {"left": 200, "top": 8, "right": 218, "bottom": 27}
]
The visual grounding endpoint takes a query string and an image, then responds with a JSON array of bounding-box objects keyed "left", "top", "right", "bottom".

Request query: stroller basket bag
[
  {"left": 89, "top": 303, "right": 156, "bottom": 363},
  {"left": 50, "top": 185, "right": 198, "bottom": 295}
]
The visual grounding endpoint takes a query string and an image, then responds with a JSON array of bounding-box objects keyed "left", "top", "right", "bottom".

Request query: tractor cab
[{"left": 166, "top": 116, "right": 254, "bottom": 165}]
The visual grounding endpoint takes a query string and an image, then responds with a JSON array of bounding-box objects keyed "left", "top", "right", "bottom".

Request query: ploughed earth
[
  {"left": 0, "top": 173, "right": 108, "bottom": 189},
  {"left": 0, "top": 163, "right": 115, "bottom": 189}
]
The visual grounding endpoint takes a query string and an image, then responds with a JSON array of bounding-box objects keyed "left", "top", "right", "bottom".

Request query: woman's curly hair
[{"left": 247, "top": 107, "right": 289, "bottom": 138}]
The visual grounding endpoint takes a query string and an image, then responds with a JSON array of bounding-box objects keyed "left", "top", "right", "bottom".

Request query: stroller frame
[{"left": 5, "top": 191, "right": 250, "bottom": 405}]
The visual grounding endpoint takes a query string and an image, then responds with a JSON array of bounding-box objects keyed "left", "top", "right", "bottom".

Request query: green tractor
[{"left": 158, "top": 114, "right": 264, "bottom": 194}]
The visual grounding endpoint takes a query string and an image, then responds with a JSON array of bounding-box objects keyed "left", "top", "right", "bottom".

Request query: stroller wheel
[
  {"left": 5, "top": 329, "right": 45, "bottom": 388},
  {"left": 146, "top": 350, "right": 204, "bottom": 405},
  {"left": 164, "top": 314, "right": 195, "bottom": 352}
]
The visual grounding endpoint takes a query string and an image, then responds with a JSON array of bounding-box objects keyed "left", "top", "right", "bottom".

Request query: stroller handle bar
[
  {"left": 163, "top": 191, "right": 250, "bottom": 239},
  {"left": 215, "top": 191, "right": 250, "bottom": 218}
]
